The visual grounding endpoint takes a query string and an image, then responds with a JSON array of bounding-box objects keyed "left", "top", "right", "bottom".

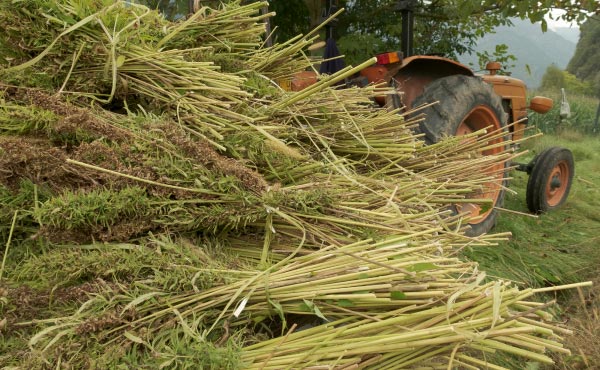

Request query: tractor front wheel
[{"left": 411, "top": 75, "right": 509, "bottom": 236}]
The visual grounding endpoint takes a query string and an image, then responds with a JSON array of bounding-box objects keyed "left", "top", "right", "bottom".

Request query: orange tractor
[{"left": 286, "top": 1, "right": 574, "bottom": 236}]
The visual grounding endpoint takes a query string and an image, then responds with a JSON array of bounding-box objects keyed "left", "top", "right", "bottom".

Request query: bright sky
[{"left": 545, "top": 9, "right": 579, "bottom": 30}]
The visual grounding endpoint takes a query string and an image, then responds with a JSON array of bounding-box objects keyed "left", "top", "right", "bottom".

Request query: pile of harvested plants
[{"left": 0, "top": 0, "right": 589, "bottom": 368}]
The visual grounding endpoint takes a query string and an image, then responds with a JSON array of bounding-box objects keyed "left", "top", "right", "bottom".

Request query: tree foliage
[
  {"left": 473, "top": 44, "right": 517, "bottom": 74},
  {"left": 540, "top": 64, "right": 595, "bottom": 96},
  {"left": 268, "top": 0, "right": 311, "bottom": 42},
  {"left": 272, "top": 0, "right": 598, "bottom": 66},
  {"left": 540, "top": 64, "right": 567, "bottom": 92},
  {"left": 332, "top": 0, "right": 501, "bottom": 64},
  {"left": 567, "top": 18, "right": 600, "bottom": 97},
  {"left": 136, "top": 0, "right": 598, "bottom": 68}
]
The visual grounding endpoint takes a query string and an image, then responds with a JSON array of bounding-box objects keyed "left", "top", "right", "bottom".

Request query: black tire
[
  {"left": 411, "top": 75, "right": 509, "bottom": 236},
  {"left": 526, "top": 147, "right": 574, "bottom": 214}
]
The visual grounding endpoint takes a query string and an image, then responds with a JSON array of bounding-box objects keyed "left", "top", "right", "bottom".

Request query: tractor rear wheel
[
  {"left": 526, "top": 147, "right": 574, "bottom": 213},
  {"left": 411, "top": 75, "right": 508, "bottom": 236}
]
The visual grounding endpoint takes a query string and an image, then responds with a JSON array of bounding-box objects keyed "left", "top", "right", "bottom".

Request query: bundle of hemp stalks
[{"left": 0, "top": 0, "right": 589, "bottom": 368}]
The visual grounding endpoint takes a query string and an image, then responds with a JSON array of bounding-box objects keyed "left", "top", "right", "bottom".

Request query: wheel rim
[
  {"left": 546, "top": 160, "right": 570, "bottom": 207},
  {"left": 455, "top": 105, "right": 504, "bottom": 225}
]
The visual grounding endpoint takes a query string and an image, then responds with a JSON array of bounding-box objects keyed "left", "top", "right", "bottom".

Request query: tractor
[
  {"left": 163, "top": 0, "right": 574, "bottom": 236},
  {"left": 284, "top": 0, "right": 575, "bottom": 236}
]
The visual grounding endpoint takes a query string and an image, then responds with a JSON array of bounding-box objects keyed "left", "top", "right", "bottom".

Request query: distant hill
[
  {"left": 552, "top": 26, "right": 580, "bottom": 44},
  {"left": 459, "top": 19, "right": 578, "bottom": 89}
]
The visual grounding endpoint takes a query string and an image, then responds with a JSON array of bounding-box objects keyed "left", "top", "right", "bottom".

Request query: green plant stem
[{"left": 0, "top": 211, "right": 18, "bottom": 281}]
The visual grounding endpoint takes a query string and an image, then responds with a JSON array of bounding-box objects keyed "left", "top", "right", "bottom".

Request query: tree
[
  {"left": 340, "top": 0, "right": 599, "bottom": 63},
  {"left": 268, "top": 0, "right": 311, "bottom": 42},
  {"left": 540, "top": 64, "right": 594, "bottom": 95},
  {"left": 276, "top": 0, "right": 598, "bottom": 65},
  {"left": 337, "top": 0, "right": 514, "bottom": 63},
  {"left": 567, "top": 18, "right": 600, "bottom": 85},
  {"left": 540, "top": 64, "right": 566, "bottom": 91},
  {"left": 567, "top": 18, "right": 600, "bottom": 129}
]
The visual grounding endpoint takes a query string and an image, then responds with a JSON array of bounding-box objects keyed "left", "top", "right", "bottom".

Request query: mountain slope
[
  {"left": 459, "top": 19, "right": 578, "bottom": 89},
  {"left": 552, "top": 26, "right": 580, "bottom": 44}
]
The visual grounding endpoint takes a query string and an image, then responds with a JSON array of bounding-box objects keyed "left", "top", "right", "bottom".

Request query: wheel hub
[{"left": 546, "top": 161, "right": 570, "bottom": 207}]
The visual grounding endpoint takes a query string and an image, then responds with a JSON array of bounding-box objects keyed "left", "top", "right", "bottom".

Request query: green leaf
[
  {"left": 536, "top": 268, "right": 560, "bottom": 283},
  {"left": 252, "top": 315, "right": 267, "bottom": 323},
  {"left": 268, "top": 298, "right": 286, "bottom": 328},
  {"left": 299, "top": 302, "right": 311, "bottom": 312},
  {"left": 121, "top": 291, "right": 165, "bottom": 314},
  {"left": 159, "top": 359, "right": 175, "bottom": 369},
  {"left": 302, "top": 299, "right": 328, "bottom": 322},
  {"left": 124, "top": 331, "right": 145, "bottom": 344},
  {"left": 312, "top": 304, "right": 327, "bottom": 322},
  {"left": 337, "top": 299, "right": 354, "bottom": 307},
  {"left": 406, "top": 263, "right": 436, "bottom": 272},
  {"left": 116, "top": 55, "right": 126, "bottom": 68},
  {"left": 491, "top": 282, "right": 502, "bottom": 328},
  {"left": 391, "top": 291, "right": 407, "bottom": 300}
]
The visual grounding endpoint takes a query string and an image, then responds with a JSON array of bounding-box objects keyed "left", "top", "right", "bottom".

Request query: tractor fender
[{"left": 393, "top": 56, "right": 474, "bottom": 110}]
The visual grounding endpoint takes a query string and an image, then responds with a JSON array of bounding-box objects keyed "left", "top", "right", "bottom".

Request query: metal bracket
[{"left": 514, "top": 156, "right": 538, "bottom": 175}]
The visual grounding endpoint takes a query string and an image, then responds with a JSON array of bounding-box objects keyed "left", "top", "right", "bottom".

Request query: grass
[{"left": 464, "top": 127, "right": 600, "bottom": 368}]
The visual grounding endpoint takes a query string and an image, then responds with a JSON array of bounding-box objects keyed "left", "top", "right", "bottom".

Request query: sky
[{"left": 545, "top": 9, "right": 580, "bottom": 30}]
